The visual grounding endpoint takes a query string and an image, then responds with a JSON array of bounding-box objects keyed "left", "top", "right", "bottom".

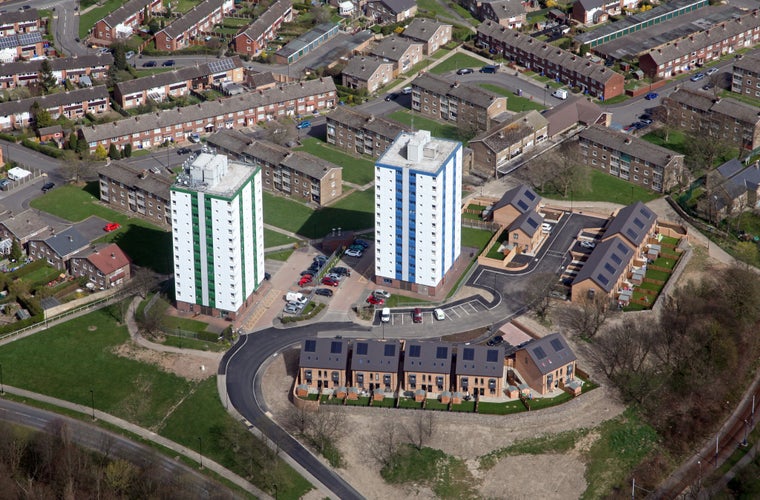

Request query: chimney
[
  {"left": 625, "top": 138, "right": 632, "bottom": 144},
  {"left": 68, "top": 236, "right": 73, "bottom": 242},
  {"left": 111, "top": 253, "right": 115, "bottom": 259}
]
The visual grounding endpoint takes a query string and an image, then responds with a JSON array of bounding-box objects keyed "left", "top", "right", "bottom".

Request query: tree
[
  {"left": 9, "top": 240, "right": 22, "bottom": 262},
  {"left": 148, "top": 18, "right": 161, "bottom": 35},
  {"left": 126, "top": 267, "right": 158, "bottom": 299},
  {"left": 264, "top": 118, "right": 297, "bottom": 146},
  {"left": 368, "top": 421, "right": 403, "bottom": 468},
  {"left": 123, "top": 143, "right": 132, "bottom": 157},
  {"left": 66, "top": 131, "right": 78, "bottom": 151},
  {"left": 685, "top": 130, "right": 731, "bottom": 176},
  {"left": 94, "top": 144, "right": 108, "bottom": 161},
  {"left": 405, "top": 411, "right": 436, "bottom": 450},
  {"left": 75, "top": 131, "right": 88, "bottom": 156},
  {"left": 38, "top": 59, "right": 57, "bottom": 94},
  {"left": 559, "top": 294, "right": 616, "bottom": 339},
  {"left": 60, "top": 150, "right": 96, "bottom": 183},
  {"left": 108, "top": 143, "right": 121, "bottom": 160},
  {"left": 310, "top": 4, "right": 332, "bottom": 24},
  {"left": 30, "top": 101, "right": 54, "bottom": 130},
  {"left": 111, "top": 43, "right": 128, "bottom": 71},
  {"left": 523, "top": 272, "right": 557, "bottom": 321},
  {"left": 104, "top": 460, "right": 137, "bottom": 495}
]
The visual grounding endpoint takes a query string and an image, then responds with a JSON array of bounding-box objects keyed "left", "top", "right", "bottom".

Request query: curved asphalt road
[
  {"left": 222, "top": 322, "right": 370, "bottom": 500},
  {"left": 0, "top": 397, "right": 237, "bottom": 499}
]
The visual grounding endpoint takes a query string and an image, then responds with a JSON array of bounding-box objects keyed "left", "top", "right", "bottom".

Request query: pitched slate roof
[
  {"left": 368, "top": 35, "right": 421, "bottom": 62},
  {"left": 470, "top": 110, "right": 548, "bottom": 153},
  {"left": 734, "top": 51, "right": 760, "bottom": 75},
  {"left": 238, "top": 0, "right": 292, "bottom": 41},
  {"left": 101, "top": 0, "right": 155, "bottom": 29},
  {"left": 299, "top": 337, "right": 349, "bottom": 370},
  {"left": 509, "top": 210, "right": 543, "bottom": 236},
  {"left": 0, "top": 86, "right": 108, "bottom": 116},
  {"left": 542, "top": 95, "right": 606, "bottom": 137},
  {"left": 411, "top": 72, "right": 503, "bottom": 109},
  {"left": 80, "top": 243, "right": 131, "bottom": 275},
  {"left": 604, "top": 201, "right": 657, "bottom": 248},
  {"left": 0, "top": 8, "right": 40, "bottom": 25},
  {"left": 0, "top": 209, "right": 58, "bottom": 240},
  {"left": 40, "top": 227, "right": 89, "bottom": 258},
  {"left": 81, "top": 78, "right": 336, "bottom": 143},
  {"left": 370, "top": 0, "right": 416, "bottom": 14},
  {"left": 666, "top": 87, "right": 760, "bottom": 125},
  {"left": 342, "top": 55, "right": 393, "bottom": 80},
  {"left": 713, "top": 160, "right": 760, "bottom": 207},
  {"left": 579, "top": 125, "right": 681, "bottom": 167},
  {"left": 483, "top": 0, "right": 526, "bottom": 21},
  {"left": 160, "top": 0, "right": 225, "bottom": 40},
  {"left": 520, "top": 333, "right": 576, "bottom": 375},
  {"left": 401, "top": 18, "right": 450, "bottom": 43},
  {"left": 492, "top": 184, "right": 541, "bottom": 214},
  {"left": 0, "top": 54, "right": 113, "bottom": 78},
  {"left": 478, "top": 20, "right": 623, "bottom": 84},
  {"left": 456, "top": 344, "right": 505, "bottom": 377},
  {"left": 326, "top": 106, "right": 409, "bottom": 140},
  {"left": 114, "top": 57, "right": 242, "bottom": 95},
  {"left": 403, "top": 341, "right": 452, "bottom": 374},
  {"left": 97, "top": 161, "right": 173, "bottom": 201},
  {"left": 350, "top": 340, "right": 401, "bottom": 372},
  {"left": 572, "top": 235, "right": 633, "bottom": 292}
]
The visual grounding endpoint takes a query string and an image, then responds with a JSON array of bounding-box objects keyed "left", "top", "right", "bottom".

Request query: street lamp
[
  {"left": 543, "top": 84, "right": 550, "bottom": 106},
  {"left": 89, "top": 389, "right": 95, "bottom": 420},
  {"left": 0, "top": 363, "right": 4, "bottom": 395},
  {"left": 198, "top": 437, "right": 203, "bottom": 469}
]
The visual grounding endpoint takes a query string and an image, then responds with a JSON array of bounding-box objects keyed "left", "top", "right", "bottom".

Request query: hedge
[
  {"left": 21, "top": 138, "right": 64, "bottom": 158},
  {"left": 0, "top": 314, "right": 43, "bottom": 336}
]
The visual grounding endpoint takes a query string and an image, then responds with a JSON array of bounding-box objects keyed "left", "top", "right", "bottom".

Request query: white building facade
[
  {"left": 171, "top": 153, "right": 265, "bottom": 319},
  {"left": 374, "top": 130, "right": 462, "bottom": 296}
]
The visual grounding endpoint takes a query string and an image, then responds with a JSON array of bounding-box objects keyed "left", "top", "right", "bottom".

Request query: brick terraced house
[
  {"left": 0, "top": 32, "right": 44, "bottom": 62},
  {"left": 154, "top": 0, "right": 235, "bottom": 52},
  {"left": 0, "top": 54, "right": 113, "bottom": 89},
  {"left": 232, "top": 0, "right": 293, "bottom": 56},
  {"left": 80, "top": 78, "right": 337, "bottom": 153},
  {"left": 402, "top": 341, "right": 453, "bottom": 397},
  {"left": 93, "top": 0, "right": 163, "bottom": 44},
  {"left": 299, "top": 338, "right": 350, "bottom": 390},
  {"left": 0, "top": 86, "right": 109, "bottom": 131},
  {"left": 0, "top": 8, "right": 42, "bottom": 37},
  {"left": 350, "top": 339, "right": 402, "bottom": 394},
  {"left": 477, "top": 20, "right": 625, "bottom": 100},
  {"left": 69, "top": 243, "right": 132, "bottom": 290},
  {"left": 454, "top": 344, "right": 505, "bottom": 397}
]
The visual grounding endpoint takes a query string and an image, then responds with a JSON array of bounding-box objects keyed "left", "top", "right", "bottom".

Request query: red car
[
  {"left": 366, "top": 295, "right": 384, "bottom": 306},
  {"left": 298, "top": 275, "right": 313, "bottom": 286},
  {"left": 412, "top": 308, "right": 423, "bottom": 324},
  {"left": 321, "top": 277, "right": 339, "bottom": 286},
  {"left": 103, "top": 222, "right": 121, "bottom": 232}
]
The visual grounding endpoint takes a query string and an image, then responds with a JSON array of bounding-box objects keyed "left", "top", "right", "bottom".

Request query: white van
[
  {"left": 551, "top": 89, "right": 568, "bottom": 100},
  {"left": 402, "top": 86, "right": 412, "bottom": 94},
  {"left": 286, "top": 292, "right": 304, "bottom": 303},
  {"left": 381, "top": 307, "right": 391, "bottom": 323}
]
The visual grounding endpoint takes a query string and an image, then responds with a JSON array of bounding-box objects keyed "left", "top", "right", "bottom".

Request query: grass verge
[
  {"left": 296, "top": 137, "right": 375, "bottom": 185},
  {"left": 540, "top": 168, "right": 661, "bottom": 204},
  {"left": 387, "top": 110, "right": 461, "bottom": 142},
  {"left": 430, "top": 53, "right": 484, "bottom": 74}
]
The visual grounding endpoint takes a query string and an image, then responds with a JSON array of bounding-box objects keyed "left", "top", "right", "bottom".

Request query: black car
[
  {"left": 331, "top": 266, "right": 351, "bottom": 276},
  {"left": 162, "top": 60, "right": 175, "bottom": 67},
  {"left": 486, "top": 335, "right": 504, "bottom": 346},
  {"left": 456, "top": 68, "right": 474, "bottom": 75},
  {"left": 41, "top": 182, "right": 55, "bottom": 192},
  {"left": 315, "top": 288, "right": 334, "bottom": 297},
  {"left": 143, "top": 60, "right": 157, "bottom": 67},
  {"left": 177, "top": 147, "right": 192, "bottom": 154},
  {"left": 353, "top": 239, "right": 370, "bottom": 248}
]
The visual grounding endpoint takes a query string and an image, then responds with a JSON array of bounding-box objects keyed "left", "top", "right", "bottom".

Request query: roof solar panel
[
  {"left": 304, "top": 339, "right": 316, "bottom": 352},
  {"left": 597, "top": 273, "right": 610, "bottom": 286},
  {"left": 525, "top": 190, "right": 536, "bottom": 201},
  {"left": 626, "top": 228, "right": 638, "bottom": 240},
  {"left": 517, "top": 200, "right": 529, "bottom": 211},
  {"left": 617, "top": 242, "right": 629, "bottom": 253},
  {"left": 384, "top": 344, "right": 396, "bottom": 357},
  {"left": 409, "top": 345, "right": 421, "bottom": 357},
  {"left": 436, "top": 346, "right": 448, "bottom": 359},
  {"left": 486, "top": 350, "right": 499, "bottom": 362},
  {"left": 633, "top": 217, "right": 644, "bottom": 229},
  {"left": 604, "top": 263, "right": 616, "bottom": 274},
  {"left": 610, "top": 253, "right": 622, "bottom": 265},
  {"left": 462, "top": 348, "right": 475, "bottom": 361},
  {"left": 533, "top": 346, "right": 547, "bottom": 360},
  {"left": 208, "top": 58, "right": 235, "bottom": 73},
  {"left": 550, "top": 338, "right": 564, "bottom": 352},
  {"left": 330, "top": 341, "right": 343, "bottom": 354},
  {"left": 527, "top": 217, "right": 538, "bottom": 228},
  {"left": 639, "top": 207, "right": 651, "bottom": 217},
  {"left": 356, "top": 342, "right": 368, "bottom": 356}
]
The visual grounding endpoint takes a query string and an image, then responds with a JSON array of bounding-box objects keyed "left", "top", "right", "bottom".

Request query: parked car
[
  {"left": 125, "top": 51, "right": 135, "bottom": 59},
  {"left": 402, "top": 86, "right": 412, "bottom": 94},
  {"left": 331, "top": 266, "right": 350, "bottom": 276},
  {"left": 283, "top": 303, "right": 299, "bottom": 314},
  {"left": 188, "top": 133, "right": 201, "bottom": 143},
  {"left": 690, "top": 73, "right": 705, "bottom": 82},
  {"left": 0, "top": 179, "right": 10, "bottom": 190},
  {"left": 706, "top": 67, "right": 719, "bottom": 76},
  {"left": 373, "top": 289, "right": 391, "bottom": 299},
  {"left": 315, "top": 288, "right": 333, "bottom": 297},
  {"left": 296, "top": 120, "right": 311, "bottom": 129},
  {"left": 541, "top": 223, "right": 552, "bottom": 233},
  {"left": 162, "top": 59, "right": 176, "bottom": 67},
  {"left": 326, "top": 273, "right": 343, "bottom": 281},
  {"left": 434, "top": 308, "right": 445, "bottom": 321},
  {"left": 353, "top": 239, "right": 370, "bottom": 248},
  {"left": 366, "top": 295, "right": 384, "bottom": 305},
  {"left": 381, "top": 307, "right": 391, "bottom": 323},
  {"left": 142, "top": 60, "right": 157, "bottom": 67},
  {"left": 644, "top": 92, "right": 658, "bottom": 100},
  {"left": 702, "top": 82, "right": 715, "bottom": 90},
  {"left": 639, "top": 117, "right": 653, "bottom": 125},
  {"left": 487, "top": 335, "right": 504, "bottom": 346},
  {"left": 479, "top": 65, "right": 499, "bottom": 74},
  {"left": 321, "top": 276, "right": 339, "bottom": 286},
  {"left": 551, "top": 88, "right": 568, "bottom": 100},
  {"left": 103, "top": 222, "right": 121, "bottom": 232},
  {"left": 385, "top": 94, "right": 394, "bottom": 101},
  {"left": 579, "top": 240, "right": 596, "bottom": 249},
  {"left": 456, "top": 68, "right": 474, "bottom": 75},
  {"left": 345, "top": 249, "right": 362, "bottom": 257},
  {"left": 41, "top": 182, "right": 55, "bottom": 192},
  {"left": 298, "top": 275, "right": 313, "bottom": 286},
  {"left": 412, "top": 308, "right": 423, "bottom": 324},
  {"left": 177, "top": 147, "right": 191, "bottom": 154}
]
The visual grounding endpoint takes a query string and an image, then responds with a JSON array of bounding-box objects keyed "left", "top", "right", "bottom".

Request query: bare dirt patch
[
  {"left": 113, "top": 342, "right": 216, "bottom": 381},
  {"left": 478, "top": 454, "right": 586, "bottom": 499}
]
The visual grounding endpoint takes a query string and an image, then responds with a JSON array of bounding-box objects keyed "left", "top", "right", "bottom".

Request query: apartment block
[
  {"left": 731, "top": 51, "right": 760, "bottom": 98},
  {"left": 375, "top": 130, "right": 462, "bottom": 296},
  {"left": 171, "top": 153, "right": 265, "bottom": 319},
  {"left": 97, "top": 162, "right": 173, "bottom": 226},
  {"left": 325, "top": 106, "right": 409, "bottom": 157},
  {"left": 411, "top": 72, "right": 507, "bottom": 132},
  {"left": 477, "top": 20, "right": 625, "bottom": 100},
  {"left": 341, "top": 55, "right": 394, "bottom": 93},
  {"left": 0, "top": 86, "right": 109, "bottom": 131},
  {"left": 578, "top": 125, "right": 685, "bottom": 192}
]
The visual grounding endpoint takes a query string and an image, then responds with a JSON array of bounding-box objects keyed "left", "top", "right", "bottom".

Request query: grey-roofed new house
[
  {"left": 299, "top": 337, "right": 349, "bottom": 370},
  {"left": 572, "top": 235, "right": 633, "bottom": 292},
  {"left": 40, "top": 227, "right": 89, "bottom": 259},
  {"left": 521, "top": 333, "right": 576, "bottom": 375},
  {"left": 403, "top": 341, "right": 453, "bottom": 374},
  {"left": 351, "top": 340, "right": 401, "bottom": 372},
  {"left": 159, "top": 0, "right": 225, "bottom": 40},
  {"left": 603, "top": 202, "right": 656, "bottom": 248},
  {"left": 456, "top": 344, "right": 505, "bottom": 377},
  {"left": 509, "top": 210, "right": 543, "bottom": 236},
  {"left": 492, "top": 184, "right": 541, "bottom": 215}
]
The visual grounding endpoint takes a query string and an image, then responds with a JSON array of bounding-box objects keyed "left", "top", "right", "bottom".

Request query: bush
[{"left": 21, "top": 138, "right": 64, "bottom": 158}]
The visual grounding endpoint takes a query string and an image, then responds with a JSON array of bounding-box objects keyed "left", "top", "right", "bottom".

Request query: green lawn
[
  {"left": 79, "top": 0, "right": 123, "bottom": 38},
  {"left": 461, "top": 227, "right": 495, "bottom": 252},
  {"left": 384, "top": 294, "right": 431, "bottom": 307},
  {"left": 479, "top": 83, "right": 547, "bottom": 112},
  {"left": 30, "top": 184, "right": 173, "bottom": 273},
  {"left": 263, "top": 189, "right": 374, "bottom": 238},
  {"left": 719, "top": 89, "right": 760, "bottom": 108},
  {"left": 0, "top": 307, "right": 192, "bottom": 429},
  {"left": 540, "top": 168, "right": 661, "bottom": 204},
  {"left": 266, "top": 249, "right": 294, "bottom": 261},
  {"left": 641, "top": 130, "right": 688, "bottom": 156},
  {"left": 159, "top": 334, "right": 228, "bottom": 352},
  {"left": 416, "top": 0, "right": 453, "bottom": 19},
  {"left": 265, "top": 228, "right": 298, "bottom": 248},
  {"left": 296, "top": 137, "right": 375, "bottom": 185},
  {"left": 425, "top": 399, "right": 449, "bottom": 411},
  {"left": 477, "top": 400, "right": 525, "bottom": 415},
  {"left": 430, "top": 53, "right": 484, "bottom": 74},
  {"left": 479, "top": 428, "right": 589, "bottom": 469},
  {"left": 162, "top": 315, "right": 211, "bottom": 334},
  {"left": 382, "top": 445, "right": 478, "bottom": 499},
  {"left": 387, "top": 110, "right": 460, "bottom": 142},
  {"left": 159, "top": 378, "right": 313, "bottom": 499}
]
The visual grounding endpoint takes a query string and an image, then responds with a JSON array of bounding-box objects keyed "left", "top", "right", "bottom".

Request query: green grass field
[
  {"left": 388, "top": 110, "right": 460, "bottom": 142},
  {"left": 30, "top": 184, "right": 173, "bottom": 273},
  {"left": 265, "top": 228, "right": 298, "bottom": 248},
  {"left": 479, "top": 83, "right": 547, "bottom": 112},
  {"left": 79, "top": 0, "right": 123, "bottom": 38},
  {"left": 382, "top": 445, "right": 478, "bottom": 498},
  {"left": 296, "top": 137, "right": 375, "bottom": 185},
  {"left": 641, "top": 130, "right": 688, "bottom": 156},
  {"left": 461, "top": 227, "right": 495, "bottom": 252},
  {"left": 540, "top": 168, "right": 661, "bottom": 204},
  {"left": 430, "top": 53, "right": 484, "bottom": 74},
  {"left": 263, "top": 189, "right": 374, "bottom": 238},
  {"left": 266, "top": 249, "right": 295, "bottom": 261}
]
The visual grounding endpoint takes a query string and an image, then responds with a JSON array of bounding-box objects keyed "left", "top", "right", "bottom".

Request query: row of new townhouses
[
  {"left": 476, "top": 20, "right": 626, "bottom": 100},
  {"left": 80, "top": 78, "right": 337, "bottom": 153},
  {"left": 297, "top": 334, "right": 578, "bottom": 399}
]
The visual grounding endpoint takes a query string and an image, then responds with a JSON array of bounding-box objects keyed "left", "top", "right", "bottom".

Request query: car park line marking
[
  {"left": 465, "top": 302, "right": 479, "bottom": 313},
  {"left": 447, "top": 308, "right": 461, "bottom": 318}
]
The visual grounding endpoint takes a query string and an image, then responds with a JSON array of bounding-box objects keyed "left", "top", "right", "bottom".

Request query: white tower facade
[
  {"left": 374, "top": 130, "right": 462, "bottom": 295},
  {"left": 171, "top": 153, "right": 265, "bottom": 318}
]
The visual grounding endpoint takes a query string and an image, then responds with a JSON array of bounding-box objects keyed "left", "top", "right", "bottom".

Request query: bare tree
[
  {"left": 263, "top": 118, "right": 297, "bottom": 146},
  {"left": 59, "top": 150, "right": 97, "bottom": 183},
  {"left": 523, "top": 272, "right": 558, "bottom": 321},
  {"left": 523, "top": 150, "right": 558, "bottom": 193},
  {"left": 283, "top": 405, "right": 313, "bottom": 435},
  {"left": 405, "top": 411, "right": 436, "bottom": 451},
  {"left": 367, "top": 421, "right": 403, "bottom": 467},
  {"left": 126, "top": 267, "right": 159, "bottom": 299},
  {"left": 305, "top": 408, "right": 345, "bottom": 456},
  {"left": 559, "top": 294, "right": 617, "bottom": 339}
]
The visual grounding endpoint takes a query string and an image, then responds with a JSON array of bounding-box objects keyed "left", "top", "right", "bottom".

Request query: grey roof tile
[
  {"left": 572, "top": 235, "right": 633, "bottom": 292},
  {"left": 299, "top": 337, "right": 349, "bottom": 370},
  {"left": 350, "top": 340, "right": 402, "bottom": 372},
  {"left": 579, "top": 124, "right": 682, "bottom": 167},
  {"left": 403, "top": 340, "right": 453, "bottom": 374},
  {"left": 456, "top": 344, "right": 505, "bottom": 377},
  {"left": 520, "top": 333, "right": 576, "bottom": 375},
  {"left": 411, "top": 72, "right": 503, "bottom": 109}
]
